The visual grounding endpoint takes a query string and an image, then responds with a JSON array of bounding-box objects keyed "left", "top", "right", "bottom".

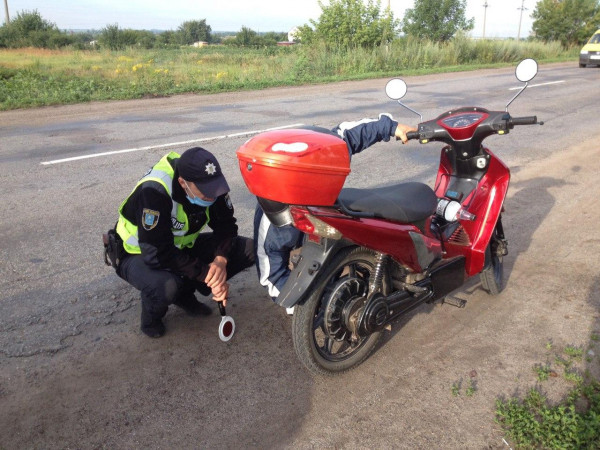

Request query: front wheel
[{"left": 291, "top": 247, "right": 383, "bottom": 376}]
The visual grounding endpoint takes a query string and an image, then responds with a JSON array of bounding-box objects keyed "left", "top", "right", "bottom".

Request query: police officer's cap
[{"left": 178, "top": 147, "right": 230, "bottom": 198}]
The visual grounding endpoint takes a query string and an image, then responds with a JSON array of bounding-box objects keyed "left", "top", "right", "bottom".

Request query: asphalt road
[{"left": 1, "top": 62, "right": 599, "bottom": 448}]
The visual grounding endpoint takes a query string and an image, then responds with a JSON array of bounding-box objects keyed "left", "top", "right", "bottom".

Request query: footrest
[{"left": 443, "top": 296, "right": 466, "bottom": 308}]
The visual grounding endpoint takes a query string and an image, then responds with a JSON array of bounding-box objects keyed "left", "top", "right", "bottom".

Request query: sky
[{"left": 1, "top": 0, "right": 534, "bottom": 39}]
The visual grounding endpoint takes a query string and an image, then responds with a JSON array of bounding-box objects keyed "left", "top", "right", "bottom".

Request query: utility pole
[
  {"left": 517, "top": 0, "right": 528, "bottom": 41},
  {"left": 482, "top": 1, "right": 489, "bottom": 39},
  {"left": 384, "top": 0, "right": 391, "bottom": 51},
  {"left": 3, "top": 0, "right": 9, "bottom": 24}
]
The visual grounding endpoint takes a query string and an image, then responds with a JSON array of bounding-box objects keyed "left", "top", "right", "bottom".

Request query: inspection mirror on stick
[{"left": 218, "top": 302, "right": 235, "bottom": 342}]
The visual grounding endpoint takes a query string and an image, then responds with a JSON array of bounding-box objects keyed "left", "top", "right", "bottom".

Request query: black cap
[{"left": 178, "top": 147, "right": 230, "bottom": 198}]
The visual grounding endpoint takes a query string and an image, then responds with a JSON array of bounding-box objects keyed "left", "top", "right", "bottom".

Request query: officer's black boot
[{"left": 140, "top": 303, "right": 166, "bottom": 338}]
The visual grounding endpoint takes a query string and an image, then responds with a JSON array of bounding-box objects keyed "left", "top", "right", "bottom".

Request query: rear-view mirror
[
  {"left": 515, "top": 58, "right": 538, "bottom": 83},
  {"left": 385, "top": 79, "right": 407, "bottom": 100}
]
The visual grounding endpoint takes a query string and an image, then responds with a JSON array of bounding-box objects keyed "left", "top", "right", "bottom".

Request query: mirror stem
[
  {"left": 505, "top": 82, "right": 528, "bottom": 112},
  {"left": 397, "top": 100, "right": 423, "bottom": 121}
]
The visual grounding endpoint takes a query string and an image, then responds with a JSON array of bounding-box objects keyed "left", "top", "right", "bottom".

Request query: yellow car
[{"left": 580, "top": 29, "right": 600, "bottom": 67}]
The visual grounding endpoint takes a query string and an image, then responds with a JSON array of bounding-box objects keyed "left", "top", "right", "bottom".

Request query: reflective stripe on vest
[{"left": 116, "top": 152, "right": 209, "bottom": 254}]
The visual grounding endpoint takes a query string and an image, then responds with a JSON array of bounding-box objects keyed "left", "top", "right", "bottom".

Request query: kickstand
[{"left": 443, "top": 295, "right": 466, "bottom": 308}]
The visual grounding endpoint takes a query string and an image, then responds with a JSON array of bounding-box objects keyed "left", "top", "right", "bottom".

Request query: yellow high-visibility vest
[{"left": 116, "top": 152, "right": 209, "bottom": 254}]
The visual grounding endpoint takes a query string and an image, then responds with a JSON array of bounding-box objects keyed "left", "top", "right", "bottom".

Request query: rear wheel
[
  {"left": 480, "top": 225, "right": 506, "bottom": 295},
  {"left": 291, "top": 247, "right": 383, "bottom": 376}
]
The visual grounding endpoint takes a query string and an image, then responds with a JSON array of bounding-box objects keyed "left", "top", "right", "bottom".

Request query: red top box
[{"left": 236, "top": 128, "right": 351, "bottom": 206}]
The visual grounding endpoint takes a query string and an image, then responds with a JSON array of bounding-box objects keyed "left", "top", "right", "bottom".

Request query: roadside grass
[
  {"left": 0, "top": 38, "right": 577, "bottom": 110},
  {"left": 496, "top": 383, "right": 600, "bottom": 449},
  {"left": 0, "top": 46, "right": 300, "bottom": 109},
  {"left": 496, "top": 339, "right": 600, "bottom": 448}
]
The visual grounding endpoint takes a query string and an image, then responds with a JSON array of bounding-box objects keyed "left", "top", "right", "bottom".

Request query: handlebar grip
[
  {"left": 406, "top": 131, "right": 419, "bottom": 140},
  {"left": 510, "top": 116, "right": 538, "bottom": 126}
]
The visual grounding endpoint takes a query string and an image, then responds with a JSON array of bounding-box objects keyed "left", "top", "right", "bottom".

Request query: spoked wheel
[
  {"left": 291, "top": 247, "right": 383, "bottom": 376},
  {"left": 480, "top": 224, "right": 507, "bottom": 295}
]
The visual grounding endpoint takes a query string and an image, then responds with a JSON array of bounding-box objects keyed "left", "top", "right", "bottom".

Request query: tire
[
  {"left": 579, "top": 63, "right": 586, "bottom": 68},
  {"left": 480, "top": 231, "right": 505, "bottom": 295},
  {"left": 291, "top": 247, "right": 383, "bottom": 376}
]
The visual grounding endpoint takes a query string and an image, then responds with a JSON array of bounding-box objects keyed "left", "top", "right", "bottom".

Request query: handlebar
[
  {"left": 509, "top": 116, "right": 540, "bottom": 126},
  {"left": 403, "top": 111, "right": 543, "bottom": 146}
]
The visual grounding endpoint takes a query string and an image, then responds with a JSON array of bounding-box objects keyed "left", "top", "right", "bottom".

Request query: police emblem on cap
[
  {"left": 205, "top": 162, "right": 217, "bottom": 175},
  {"left": 142, "top": 208, "right": 160, "bottom": 231}
]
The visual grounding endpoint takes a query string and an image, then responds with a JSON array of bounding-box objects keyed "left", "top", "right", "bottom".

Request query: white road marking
[
  {"left": 40, "top": 123, "right": 305, "bottom": 165},
  {"left": 508, "top": 80, "right": 565, "bottom": 90}
]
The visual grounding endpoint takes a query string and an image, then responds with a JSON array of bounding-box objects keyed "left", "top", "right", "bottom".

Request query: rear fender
[{"left": 276, "top": 237, "right": 353, "bottom": 308}]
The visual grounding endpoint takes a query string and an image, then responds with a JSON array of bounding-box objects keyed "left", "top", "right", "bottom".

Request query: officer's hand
[
  {"left": 212, "top": 282, "right": 229, "bottom": 306},
  {"left": 204, "top": 256, "right": 227, "bottom": 289},
  {"left": 394, "top": 123, "right": 417, "bottom": 144}
]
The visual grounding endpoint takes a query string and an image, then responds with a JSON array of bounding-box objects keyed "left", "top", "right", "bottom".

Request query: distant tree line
[
  {"left": 0, "top": 10, "right": 93, "bottom": 48},
  {"left": 2, "top": 1, "right": 599, "bottom": 51},
  {"left": 299, "top": 0, "right": 599, "bottom": 48},
  {"left": 0, "top": 10, "right": 288, "bottom": 50}
]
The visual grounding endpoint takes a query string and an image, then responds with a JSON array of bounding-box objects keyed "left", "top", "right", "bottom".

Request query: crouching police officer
[{"left": 105, "top": 147, "right": 254, "bottom": 338}]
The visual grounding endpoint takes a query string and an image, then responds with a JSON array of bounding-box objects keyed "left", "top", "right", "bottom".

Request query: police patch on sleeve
[{"left": 142, "top": 208, "right": 160, "bottom": 231}]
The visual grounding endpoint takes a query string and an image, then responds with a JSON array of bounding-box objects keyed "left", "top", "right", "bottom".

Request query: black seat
[{"left": 337, "top": 182, "right": 438, "bottom": 223}]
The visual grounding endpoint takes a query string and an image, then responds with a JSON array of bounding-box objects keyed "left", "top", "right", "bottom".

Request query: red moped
[{"left": 237, "top": 59, "right": 543, "bottom": 375}]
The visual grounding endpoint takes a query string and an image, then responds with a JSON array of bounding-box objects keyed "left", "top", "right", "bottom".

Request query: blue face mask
[
  {"left": 186, "top": 195, "right": 215, "bottom": 208},
  {"left": 183, "top": 180, "right": 215, "bottom": 208}
]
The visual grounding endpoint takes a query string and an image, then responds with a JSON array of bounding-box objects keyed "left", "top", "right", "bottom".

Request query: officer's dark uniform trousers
[{"left": 118, "top": 233, "right": 254, "bottom": 325}]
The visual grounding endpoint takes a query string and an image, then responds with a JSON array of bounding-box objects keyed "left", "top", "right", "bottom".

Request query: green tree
[
  {"left": 69, "top": 31, "right": 98, "bottom": 50},
  {"left": 156, "top": 30, "right": 178, "bottom": 47},
  {"left": 225, "top": 27, "right": 284, "bottom": 47},
  {"left": 234, "top": 26, "right": 259, "bottom": 46},
  {"left": 120, "top": 29, "right": 141, "bottom": 47},
  {"left": 0, "top": 9, "right": 73, "bottom": 48},
  {"left": 532, "top": 0, "right": 600, "bottom": 46},
  {"left": 298, "top": 0, "right": 399, "bottom": 48},
  {"left": 98, "top": 26, "right": 156, "bottom": 50},
  {"left": 402, "top": 0, "right": 474, "bottom": 42},
  {"left": 99, "top": 24, "right": 124, "bottom": 50},
  {"left": 177, "top": 19, "right": 212, "bottom": 45},
  {"left": 131, "top": 29, "right": 156, "bottom": 49},
  {"left": 261, "top": 31, "right": 288, "bottom": 45}
]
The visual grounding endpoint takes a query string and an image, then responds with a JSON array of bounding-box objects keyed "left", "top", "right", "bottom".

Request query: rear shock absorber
[{"left": 369, "top": 252, "right": 388, "bottom": 296}]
